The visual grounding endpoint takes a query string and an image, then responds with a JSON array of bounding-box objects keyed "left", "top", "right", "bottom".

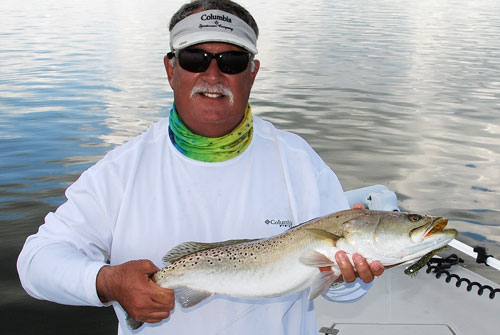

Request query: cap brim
[{"left": 172, "top": 31, "right": 258, "bottom": 55}]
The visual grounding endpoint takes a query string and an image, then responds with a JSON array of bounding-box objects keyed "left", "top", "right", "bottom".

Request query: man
[{"left": 17, "top": 1, "right": 383, "bottom": 334}]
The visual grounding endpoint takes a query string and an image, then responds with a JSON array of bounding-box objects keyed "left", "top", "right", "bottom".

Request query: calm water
[{"left": 1, "top": 0, "right": 499, "bottom": 333}]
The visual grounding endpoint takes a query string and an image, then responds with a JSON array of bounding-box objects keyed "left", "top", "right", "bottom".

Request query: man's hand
[
  {"left": 96, "top": 260, "right": 174, "bottom": 324},
  {"left": 330, "top": 203, "right": 384, "bottom": 283},
  {"left": 335, "top": 250, "right": 384, "bottom": 283}
]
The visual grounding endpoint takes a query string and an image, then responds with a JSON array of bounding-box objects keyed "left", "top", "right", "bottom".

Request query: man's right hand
[{"left": 96, "top": 260, "right": 175, "bottom": 324}]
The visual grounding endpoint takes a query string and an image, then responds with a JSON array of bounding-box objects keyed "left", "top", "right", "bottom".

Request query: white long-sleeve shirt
[{"left": 18, "top": 115, "right": 370, "bottom": 334}]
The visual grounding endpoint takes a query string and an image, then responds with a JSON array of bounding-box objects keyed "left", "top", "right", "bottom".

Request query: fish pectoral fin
[
  {"left": 304, "top": 228, "right": 341, "bottom": 246},
  {"left": 299, "top": 249, "right": 335, "bottom": 267},
  {"left": 308, "top": 269, "right": 340, "bottom": 300},
  {"left": 163, "top": 239, "right": 258, "bottom": 264},
  {"left": 174, "top": 287, "right": 214, "bottom": 308}
]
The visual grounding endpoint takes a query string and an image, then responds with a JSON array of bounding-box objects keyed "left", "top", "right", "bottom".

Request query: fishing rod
[{"left": 448, "top": 239, "right": 500, "bottom": 271}]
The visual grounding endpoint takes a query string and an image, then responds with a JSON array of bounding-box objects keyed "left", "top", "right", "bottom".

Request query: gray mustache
[{"left": 190, "top": 83, "right": 234, "bottom": 103}]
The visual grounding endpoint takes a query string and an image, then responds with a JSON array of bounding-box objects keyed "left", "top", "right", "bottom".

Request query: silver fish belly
[{"left": 153, "top": 227, "right": 336, "bottom": 302}]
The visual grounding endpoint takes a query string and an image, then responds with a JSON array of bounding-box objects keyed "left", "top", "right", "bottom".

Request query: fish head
[{"left": 340, "top": 210, "right": 457, "bottom": 265}]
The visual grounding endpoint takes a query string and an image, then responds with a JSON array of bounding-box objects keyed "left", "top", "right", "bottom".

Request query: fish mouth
[
  {"left": 401, "top": 216, "right": 457, "bottom": 262},
  {"left": 424, "top": 217, "right": 448, "bottom": 238},
  {"left": 410, "top": 217, "right": 455, "bottom": 243}
]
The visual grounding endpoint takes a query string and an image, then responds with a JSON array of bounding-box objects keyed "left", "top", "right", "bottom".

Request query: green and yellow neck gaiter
[{"left": 168, "top": 103, "right": 253, "bottom": 162}]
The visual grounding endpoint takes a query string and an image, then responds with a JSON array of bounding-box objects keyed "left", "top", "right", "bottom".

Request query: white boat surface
[{"left": 315, "top": 186, "right": 500, "bottom": 335}]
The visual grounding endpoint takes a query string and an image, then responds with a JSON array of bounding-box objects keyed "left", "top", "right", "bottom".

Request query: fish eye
[{"left": 408, "top": 214, "right": 422, "bottom": 222}]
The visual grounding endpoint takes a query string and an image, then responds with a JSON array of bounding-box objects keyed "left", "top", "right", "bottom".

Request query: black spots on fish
[{"left": 408, "top": 214, "right": 423, "bottom": 222}]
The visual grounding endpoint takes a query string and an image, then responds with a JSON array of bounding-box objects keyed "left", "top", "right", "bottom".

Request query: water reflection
[
  {"left": 1, "top": 0, "right": 499, "bottom": 333},
  {"left": 252, "top": 0, "right": 500, "bottom": 217}
]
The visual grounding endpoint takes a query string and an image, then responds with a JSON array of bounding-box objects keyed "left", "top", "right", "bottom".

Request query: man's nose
[{"left": 202, "top": 58, "right": 224, "bottom": 81}]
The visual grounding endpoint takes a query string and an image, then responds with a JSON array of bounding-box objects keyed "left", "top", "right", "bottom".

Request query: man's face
[{"left": 165, "top": 42, "right": 260, "bottom": 138}]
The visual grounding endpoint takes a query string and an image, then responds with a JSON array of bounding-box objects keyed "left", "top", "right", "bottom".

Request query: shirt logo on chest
[{"left": 264, "top": 219, "right": 293, "bottom": 229}]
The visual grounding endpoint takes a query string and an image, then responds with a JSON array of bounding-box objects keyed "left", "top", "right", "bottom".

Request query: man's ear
[
  {"left": 164, "top": 55, "right": 175, "bottom": 87},
  {"left": 249, "top": 59, "right": 260, "bottom": 87}
]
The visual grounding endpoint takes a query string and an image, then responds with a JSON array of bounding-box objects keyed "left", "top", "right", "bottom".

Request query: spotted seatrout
[{"left": 128, "top": 209, "right": 457, "bottom": 329}]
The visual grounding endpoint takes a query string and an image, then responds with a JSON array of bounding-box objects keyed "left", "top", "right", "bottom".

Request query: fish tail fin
[{"left": 126, "top": 313, "right": 144, "bottom": 330}]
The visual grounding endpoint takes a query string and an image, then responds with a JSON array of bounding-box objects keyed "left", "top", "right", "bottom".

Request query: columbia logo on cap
[{"left": 200, "top": 13, "right": 232, "bottom": 23}]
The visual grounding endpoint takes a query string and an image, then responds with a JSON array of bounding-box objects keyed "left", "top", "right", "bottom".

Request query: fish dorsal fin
[
  {"left": 162, "top": 239, "right": 258, "bottom": 264},
  {"left": 305, "top": 228, "right": 342, "bottom": 246}
]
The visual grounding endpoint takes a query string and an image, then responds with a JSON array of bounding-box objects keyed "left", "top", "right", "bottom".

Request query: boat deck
[{"left": 316, "top": 260, "right": 500, "bottom": 335}]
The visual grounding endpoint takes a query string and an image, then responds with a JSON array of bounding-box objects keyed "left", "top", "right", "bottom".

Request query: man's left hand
[{"left": 334, "top": 250, "right": 384, "bottom": 283}]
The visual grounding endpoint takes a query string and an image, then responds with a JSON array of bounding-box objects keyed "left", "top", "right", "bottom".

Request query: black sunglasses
[{"left": 167, "top": 48, "right": 251, "bottom": 74}]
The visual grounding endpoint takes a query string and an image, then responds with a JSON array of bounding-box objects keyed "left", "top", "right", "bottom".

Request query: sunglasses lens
[
  {"left": 218, "top": 51, "right": 250, "bottom": 74},
  {"left": 177, "top": 49, "right": 250, "bottom": 74},
  {"left": 178, "top": 49, "right": 210, "bottom": 73}
]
